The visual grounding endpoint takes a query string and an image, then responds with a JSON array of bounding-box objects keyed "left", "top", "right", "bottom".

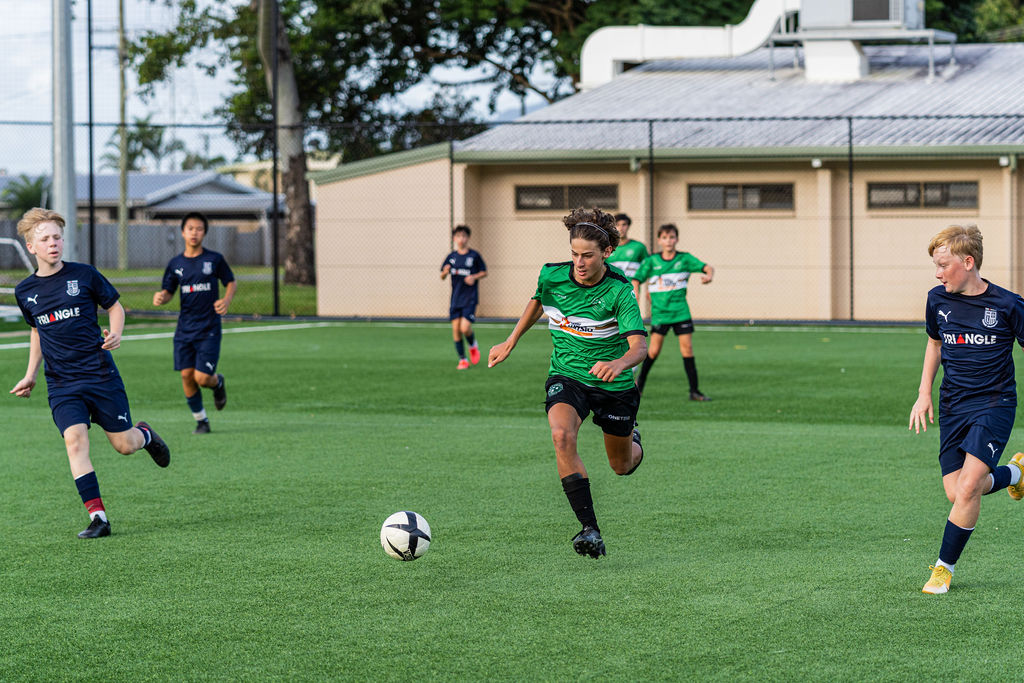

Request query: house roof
[
  {"left": 456, "top": 43, "right": 1024, "bottom": 159},
  {"left": 0, "top": 171, "right": 280, "bottom": 215}
]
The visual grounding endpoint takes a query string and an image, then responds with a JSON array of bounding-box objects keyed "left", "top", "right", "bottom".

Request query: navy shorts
[
  {"left": 48, "top": 376, "right": 133, "bottom": 436},
  {"left": 544, "top": 374, "right": 640, "bottom": 438},
  {"left": 938, "top": 403, "right": 1016, "bottom": 475},
  {"left": 650, "top": 320, "right": 694, "bottom": 336},
  {"left": 174, "top": 334, "right": 222, "bottom": 374},
  {"left": 449, "top": 304, "right": 476, "bottom": 323}
]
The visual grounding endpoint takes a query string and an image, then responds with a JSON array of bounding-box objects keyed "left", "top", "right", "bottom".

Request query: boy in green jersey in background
[
  {"left": 607, "top": 213, "right": 648, "bottom": 279},
  {"left": 488, "top": 207, "right": 648, "bottom": 559},
  {"left": 632, "top": 223, "right": 715, "bottom": 401}
]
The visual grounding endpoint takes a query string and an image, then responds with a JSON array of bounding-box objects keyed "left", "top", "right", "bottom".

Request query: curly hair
[{"left": 562, "top": 207, "right": 620, "bottom": 251}]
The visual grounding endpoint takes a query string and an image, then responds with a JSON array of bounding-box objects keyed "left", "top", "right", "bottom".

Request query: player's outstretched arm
[
  {"left": 214, "top": 280, "right": 237, "bottom": 315},
  {"left": 101, "top": 302, "right": 126, "bottom": 350},
  {"left": 589, "top": 333, "right": 648, "bottom": 382},
  {"left": 153, "top": 289, "right": 173, "bottom": 306},
  {"left": 909, "top": 337, "right": 941, "bottom": 433},
  {"left": 10, "top": 328, "right": 41, "bottom": 398},
  {"left": 489, "top": 299, "right": 543, "bottom": 368}
]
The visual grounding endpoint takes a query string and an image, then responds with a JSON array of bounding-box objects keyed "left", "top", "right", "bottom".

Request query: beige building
[{"left": 311, "top": 44, "right": 1024, "bottom": 322}]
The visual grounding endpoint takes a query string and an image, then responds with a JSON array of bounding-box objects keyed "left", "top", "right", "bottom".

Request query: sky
[{"left": 0, "top": 0, "right": 557, "bottom": 177}]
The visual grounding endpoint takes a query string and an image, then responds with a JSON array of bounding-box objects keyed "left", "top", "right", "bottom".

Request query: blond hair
[
  {"left": 17, "top": 208, "right": 65, "bottom": 243},
  {"left": 928, "top": 224, "right": 983, "bottom": 270}
]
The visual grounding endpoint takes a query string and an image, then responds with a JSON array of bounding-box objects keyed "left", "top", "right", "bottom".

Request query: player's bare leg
[
  {"left": 925, "top": 453, "right": 989, "bottom": 593},
  {"left": 604, "top": 431, "right": 643, "bottom": 475},
  {"left": 549, "top": 404, "right": 585, "bottom": 478},
  {"left": 64, "top": 424, "right": 94, "bottom": 479},
  {"left": 193, "top": 368, "right": 227, "bottom": 411}
]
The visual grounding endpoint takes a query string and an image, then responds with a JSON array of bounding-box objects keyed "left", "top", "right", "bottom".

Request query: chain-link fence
[{"left": 1, "top": 114, "right": 1021, "bottom": 322}]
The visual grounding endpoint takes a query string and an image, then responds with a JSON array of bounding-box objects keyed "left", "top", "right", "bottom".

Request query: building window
[
  {"left": 688, "top": 184, "right": 794, "bottom": 211},
  {"left": 515, "top": 184, "right": 618, "bottom": 211},
  {"left": 867, "top": 182, "right": 978, "bottom": 209}
]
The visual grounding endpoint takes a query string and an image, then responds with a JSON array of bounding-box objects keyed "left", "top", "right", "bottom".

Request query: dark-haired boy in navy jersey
[
  {"left": 9, "top": 208, "right": 170, "bottom": 539},
  {"left": 441, "top": 225, "right": 487, "bottom": 369},
  {"left": 910, "top": 224, "right": 1024, "bottom": 594},
  {"left": 153, "top": 212, "right": 236, "bottom": 434}
]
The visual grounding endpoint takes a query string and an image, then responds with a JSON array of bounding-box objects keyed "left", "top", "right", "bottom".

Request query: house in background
[
  {"left": 311, "top": 1, "right": 1024, "bottom": 322},
  {"left": 0, "top": 171, "right": 281, "bottom": 268}
]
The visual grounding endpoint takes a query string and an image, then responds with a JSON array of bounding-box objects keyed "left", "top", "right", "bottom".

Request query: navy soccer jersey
[
  {"left": 15, "top": 261, "right": 121, "bottom": 387},
  {"left": 441, "top": 249, "right": 486, "bottom": 309},
  {"left": 161, "top": 249, "right": 235, "bottom": 340},
  {"left": 925, "top": 280, "right": 1024, "bottom": 410}
]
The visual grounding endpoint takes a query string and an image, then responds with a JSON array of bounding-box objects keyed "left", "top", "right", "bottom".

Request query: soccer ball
[{"left": 380, "top": 511, "right": 431, "bottom": 561}]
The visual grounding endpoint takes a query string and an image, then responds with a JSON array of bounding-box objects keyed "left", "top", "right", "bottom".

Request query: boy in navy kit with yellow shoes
[
  {"left": 153, "top": 212, "right": 236, "bottom": 433},
  {"left": 910, "top": 224, "right": 1024, "bottom": 593},
  {"left": 10, "top": 208, "right": 170, "bottom": 539}
]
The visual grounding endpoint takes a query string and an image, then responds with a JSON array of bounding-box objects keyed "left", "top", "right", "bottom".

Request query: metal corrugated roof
[{"left": 457, "top": 44, "right": 1024, "bottom": 154}]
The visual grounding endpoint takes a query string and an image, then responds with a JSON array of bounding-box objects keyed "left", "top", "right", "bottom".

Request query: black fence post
[
  {"left": 647, "top": 119, "right": 655, "bottom": 249},
  {"left": 848, "top": 116, "right": 854, "bottom": 321}
]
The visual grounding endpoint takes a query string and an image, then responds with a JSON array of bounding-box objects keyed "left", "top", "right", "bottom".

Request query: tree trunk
[{"left": 255, "top": 0, "right": 315, "bottom": 286}]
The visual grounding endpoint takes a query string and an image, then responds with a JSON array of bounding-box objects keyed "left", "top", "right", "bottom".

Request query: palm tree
[
  {"left": 1, "top": 174, "right": 50, "bottom": 218},
  {"left": 100, "top": 115, "right": 186, "bottom": 172}
]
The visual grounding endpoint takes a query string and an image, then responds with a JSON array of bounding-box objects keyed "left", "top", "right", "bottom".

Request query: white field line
[{"left": 0, "top": 319, "right": 922, "bottom": 351}]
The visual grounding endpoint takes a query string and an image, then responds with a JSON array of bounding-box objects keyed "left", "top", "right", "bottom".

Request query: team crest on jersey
[
  {"left": 66, "top": 280, "right": 79, "bottom": 296},
  {"left": 982, "top": 307, "right": 998, "bottom": 328},
  {"left": 203, "top": 261, "right": 213, "bottom": 275},
  {"left": 466, "top": 256, "right": 474, "bottom": 267}
]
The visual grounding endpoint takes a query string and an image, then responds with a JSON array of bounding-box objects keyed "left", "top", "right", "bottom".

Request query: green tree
[{"left": 1, "top": 174, "right": 50, "bottom": 218}]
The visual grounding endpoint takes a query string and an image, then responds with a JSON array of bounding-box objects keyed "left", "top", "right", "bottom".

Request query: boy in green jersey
[
  {"left": 631, "top": 223, "right": 715, "bottom": 401},
  {"left": 488, "top": 208, "right": 648, "bottom": 559},
  {"left": 608, "top": 213, "right": 648, "bottom": 279}
]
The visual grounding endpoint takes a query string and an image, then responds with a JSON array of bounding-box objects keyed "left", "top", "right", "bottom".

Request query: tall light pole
[{"left": 53, "top": 0, "right": 77, "bottom": 259}]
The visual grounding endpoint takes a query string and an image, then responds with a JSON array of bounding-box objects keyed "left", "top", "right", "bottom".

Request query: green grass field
[{"left": 1, "top": 321, "right": 1022, "bottom": 680}]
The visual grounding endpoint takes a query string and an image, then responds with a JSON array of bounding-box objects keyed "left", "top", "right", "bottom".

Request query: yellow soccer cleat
[
  {"left": 922, "top": 564, "right": 952, "bottom": 594},
  {"left": 1008, "top": 453, "right": 1024, "bottom": 501}
]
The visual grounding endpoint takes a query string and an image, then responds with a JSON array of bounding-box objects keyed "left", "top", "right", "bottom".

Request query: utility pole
[
  {"left": 53, "top": 0, "right": 77, "bottom": 260},
  {"left": 117, "top": 0, "right": 129, "bottom": 270}
]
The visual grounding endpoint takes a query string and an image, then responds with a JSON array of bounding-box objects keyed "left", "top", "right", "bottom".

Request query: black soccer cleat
[
  {"left": 689, "top": 391, "right": 711, "bottom": 402},
  {"left": 193, "top": 419, "right": 211, "bottom": 434},
  {"left": 78, "top": 516, "right": 111, "bottom": 539},
  {"left": 213, "top": 374, "right": 227, "bottom": 410},
  {"left": 136, "top": 421, "right": 170, "bottom": 468},
  {"left": 624, "top": 428, "right": 644, "bottom": 476},
  {"left": 572, "top": 526, "right": 606, "bottom": 559}
]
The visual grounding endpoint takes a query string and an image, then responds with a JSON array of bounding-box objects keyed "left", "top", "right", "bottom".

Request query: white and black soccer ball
[{"left": 380, "top": 511, "right": 431, "bottom": 561}]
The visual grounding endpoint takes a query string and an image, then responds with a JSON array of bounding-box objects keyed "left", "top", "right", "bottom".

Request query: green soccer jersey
[
  {"left": 608, "top": 239, "right": 649, "bottom": 279},
  {"left": 531, "top": 262, "right": 646, "bottom": 391},
  {"left": 633, "top": 252, "right": 707, "bottom": 326}
]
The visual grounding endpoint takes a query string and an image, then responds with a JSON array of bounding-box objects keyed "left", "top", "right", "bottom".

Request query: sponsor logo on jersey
[
  {"left": 174, "top": 268, "right": 184, "bottom": 278},
  {"left": 117, "top": 414, "right": 129, "bottom": 423},
  {"left": 203, "top": 261, "right": 213, "bottom": 275},
  {"left": 66, "top": 280, "right": 79, "bottom": 296},
  {"left": 982, "top": 307, "right": 998, "bottom": 328},
  {"left": 649, "top": 272, "right": 690, "bottom": 292},
  {"left": 453, "top": 268, "right": 473, "bottom": 277},
  {"left": 942, "top": 332, "right": 998, "bottom": 345},
  {"left": 35, "top": 306, "right": 81, "bottom": 326},
  {"left": 181, "top": 282, "right": 213, "bottom": 294},
  {"left": 25, "top": 294, "right": 38, "bottom": 305},
  {"left": 937, "top": 310, "right": 951, "bottom": 323},
  {"left": 542, "top": 305, "right": 619, "bottom": 339}
]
